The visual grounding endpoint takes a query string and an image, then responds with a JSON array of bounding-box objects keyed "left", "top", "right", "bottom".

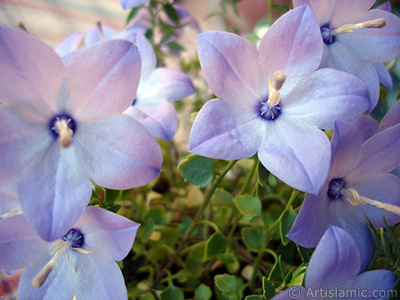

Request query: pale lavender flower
[
  {"left": 189, "top": 6, "right": 369, "bottom": 194},
  {"left": 120, "top": 0, "right": 149, "bottom": 10},
  {"left": 288, "top": 119, "right": 400, "bottom": 269},
  {"left": 0, "top": 26, "right": 162, "bottom": 241},
  {"left": 274, "top": 226, "right": 396, "bottom": 300},
  {"left": 293, "top": 0, "right": 400, "bottom": 111},
  {"left": 0, "top": 206, "right": 139, "bottom": 300}
]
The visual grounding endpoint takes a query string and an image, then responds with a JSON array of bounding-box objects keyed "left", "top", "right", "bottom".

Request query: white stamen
[
  {"left": 333, "top": 18, "right": 386, "bottom": 35},
  {"left": 0, "top": 207, "right": 22, "bottom": 220},
  {"left": 345, "top": 188, "right": 400, "bottom": 217},
  {"left": 267, "top": 70, "right": 286, "bottom": 107},
  {"left": 32, "top": 240, "right": 72, "bottom": 288},
  {"left": 56, "top": 119, "right": 73, "bottom": 148}
]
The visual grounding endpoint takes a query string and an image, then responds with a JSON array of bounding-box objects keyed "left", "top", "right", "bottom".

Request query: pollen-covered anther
[
  {"left": 333, "top": 18, "right": 386, "bottom": 35},
  {"left": 56, "top": 119, "right": 73, "bottom": 148},
  {"left": 344, "top": 188, "right": 400, "bottom": 217},
  {"left": 267, "top": 70, "right": 286, "bottom": 107}
]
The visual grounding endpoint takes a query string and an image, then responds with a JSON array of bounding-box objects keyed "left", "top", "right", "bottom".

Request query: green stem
[
  {"left": 249, "top": 189, "right": 299, "bottom": 291},
  {"left": 151, "top": 160, "right": 237, "bottom": 288},
  {"left": 239, "top": 159, "right": 258, "bottom": 195},
  {"left": 268, "top": 0, "right": 274, "bottom": 27}
]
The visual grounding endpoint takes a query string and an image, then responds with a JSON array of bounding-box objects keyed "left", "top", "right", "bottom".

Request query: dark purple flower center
[
  {"left": 328, "top": 178, "right": 345, "bottom": 200},
  {"left": 321, "top": 25, "right": 335, "bottom": 45},
  {"left": 63, "top": 229, "right": 84, "bottom": 248},
  {"left": 49, "top": 114, "right": 76, "bottom": 138},
  {"left": 259, "top": 102, "right": 281, "bottom": 120}
]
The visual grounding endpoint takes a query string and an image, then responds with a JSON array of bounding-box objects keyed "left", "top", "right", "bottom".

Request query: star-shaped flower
[
  {"left": 288, "top": 118, "right": 400, "bottom": 269},
  {"left": 0, "top": 26, "right": 162, "bottom": 241},
  {"left": 273, "top": 226, "right": 396, "bottom": 300},
  {"left": 0, "top": 206, "right": 139, "bottom": 300},
  {"left": 293, "top": 0, "right": 400, "bottom": 111},
  {"left": 189, "top": 5, "right": 369, "bottom": 194}
]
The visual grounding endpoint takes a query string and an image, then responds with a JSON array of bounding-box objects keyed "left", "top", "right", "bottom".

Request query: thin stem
[
  {"left": 151, "top": 160, "right": 237, "bottom": 288},
  {"left": 239, "top": 159, "right": 258, "bottom": 195},
  {"left": 249, "top": 189, "right": 299, "bottom": 291},
  {"left": 268, "top": 0, "right": 274, "bottom": 27}
]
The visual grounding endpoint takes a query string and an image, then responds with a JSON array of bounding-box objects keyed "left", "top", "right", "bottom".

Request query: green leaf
[
  {"left": 185, "top": 254, "right": 204, "bottom": 277},
  {"left": 106, "top": 204, "right": 121, "bottom": 213},
  {"left": 215, "top": 273, "right": 236, "bottom": 292},
  {"left": 195, "top": 284, "right": 212, "bottom": 300},
  {"left": 234, "top": 195, "right": 262, "bottom": 216},
  {"left": 365, "top": 216, "right": 382, "bottom": 270},
  {"left": 279, "top": 207, "right": 297, "bottom": 245},
  {"left": 104, "top": 188, "right": 122, "bottom": 204},
  {"left": 177, "top": 154, "right": 216, "bottom": 187},
  {"left": 262, "top": 277, "right": 276, "bottom": 300},
  {"left": 205, "top": 232, "right": 228, "bottom": 260},
  {"left": 140, "top": 292, "right": 156, "bottom": 300},
  {"left": 164, "top": 3, "right": 180, "bottom": 25},
  {"left": 140, "top": 218, "right": 155, "bottom": 243},
  {"left": 296, "top": 245, "right": 313, "bottom": 264},
  {"left": 125, "top": 6, "right": 143, "bottom": 25},
  {"left": 242, "top": 226, "right": 264, "bottom": 251},
  {"left": 212, "top": 189, "right": 233, "bottom": 209},
  {"left": 257, "top": 161, "right": 270, "bottom": 187},
  {"left": 245, "top": 296, "right": 262, "bottom": 300},
  {"left": 215, "top": 274, "right": 241, "bottom": 300},
  {"left": 383, "top": 215, "right": 400, "bottom": 259},
  {"left": 160, "top": 285, "right": 184, "bottom": 300},
  {"left": 145, "top": 206, "right": 167, "bottom": 226}
]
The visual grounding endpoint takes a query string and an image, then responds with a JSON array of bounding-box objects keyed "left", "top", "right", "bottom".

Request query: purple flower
[
  {"left": 123, "top": 33, "right": 195, "bottom": 141},
  {"left": 274, "top": 226, "right": 396, "bottom": 300},
  {"left": 0, "top": 206, "right": 139, "bottom": 300},
  {"left": 0, "top": 26, "right": 162, "bottom": 241},
  {"left": 293, "top": 0, "right": 400, "bottom": 111},
  {"left": 189, "top": 6, "right": 369, "bottom": 194},
  {"left": 288, "top": 119, "right": 400, "bottom": 269}
]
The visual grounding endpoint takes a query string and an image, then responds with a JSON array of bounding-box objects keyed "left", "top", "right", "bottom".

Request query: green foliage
[
  {"left": 279, "top": 207, "right": 297, "bottom": 246},
  {"left": 195, "top": 284, "right": 212, "bottom": 300},
  {"left": 178, "top": 154, "right": 216, "bottom": 187},
  {"left": 214, "top": 274, "right": 243, "bottom": 300},
  {"left": 160, "top": 285, "right": 184, "bottom": 300},
  {"left": 234, "top": 195, "right": 262, "bottom": 216},
  {"left": 242, "top": 226, "right": 264, "bottom": 251},
  {"left": 205, "top": 232, "right": 228, "bottom": 260}
]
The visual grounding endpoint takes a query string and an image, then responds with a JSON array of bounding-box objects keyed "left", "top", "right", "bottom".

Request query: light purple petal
[
  {"left": 287, "top": 192, "right": 330, "bottom": 248},
  {"left": 272, "top": 287, "right": 307, "bottom": 300},
  {"left": 377, "top": 1, "right": 392, "bottom": 12},
  {"left": 349, "top": 270, "right": 396, "bottom": 300},
  {"left": 329, "top": 120, "right": 363, "bottom": 179},
  {"left": 282, "top": 68, "right": 369, "bottom": 130},
  {"left": 119, "top": 25, "right": 148, "bottom": 39},
  {"left": 66, "top": 39, "right": 141, "bottom": 121},
  {"left": 189, "top": 99, "right": 260, "bottom": 160},
  {"left": 306, "top": 226, "right": 361, "bottom": 288},
  {"left": 380, "top": 100, "right": 400, "bottom": 131},
  {"left": 84, "top": 25, "right": 115, "bottom": 46},
  {"left": 77, "top": 114, "right": 162, "bottom": 190},
  {"left": 125, "top": 101, "right": 177, "bottom": 141},
  {"left": 0, "top": 105, "right": 53, "bottom": 184},
  {"left": 305, "top": 0, "right": 375, "bottom": 27},
  {"left": 351, "top": 115, "right": 379, "bottom": 142},
  {"left": 17, "top": 252, "right": 75, "bottom": 300},
  {"left": 74, "top": 207, "right": 139, "bottom": 261},
  {"left": 321, "top": 41, "right": 380, "bottom": 112},
  {"left": 18, "top": 145, "right": 92, "bottom": 241},
  {"left": 347, "top": 174, "right": 400, "bottom": 228},
  {"left": 0, "top": 188, "right": 19, "bottom": 216},
  {"left": 0, "top": 26, "right": 65, "bottom": 112},
  {"left": 54, "top": 32, "right": 83, "bottom": 58},
  {"left": 372, "top": 62, "right": 392, "bottom": 89},
  {"left": 259, "top": 5, "right": 322, "bottom": 82},
  {"left": 137, "top": 68, "right": 194, "bottom": 104},
  {"left": 349, "top": 124, "right": 400, "bottom": 178},
  {"left": 339, "top": 10, "right": 400, "bottom": 63},
  {"left": 123, "top": 33, "right": 156, "bottom": 82},
  {"left": 258, "top": 121, "right": 331, "bottom": 194},
  {"left": 197, "top": 31, "right": 265, "bottom": 106},
  {"left": 0, "top": 214, "right": 48, "bottom": 270},
  {"left": 120, "top": 0, "right": 149, "bottom": 10}
]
